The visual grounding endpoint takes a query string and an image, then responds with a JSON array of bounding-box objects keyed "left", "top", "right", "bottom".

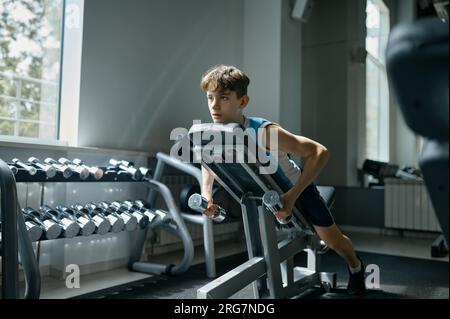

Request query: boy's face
[{"left": 206, "top": 90, "right": 249, "bottom": 124}]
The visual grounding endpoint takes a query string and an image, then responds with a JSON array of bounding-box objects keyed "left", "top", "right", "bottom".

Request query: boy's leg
[
  {"left": 296, "top": 186, "right": 359, "bottom": 267},
  {"left": 294, "top": 186, "right": 365, "bottom": 294},
  {"left": 313, "top": 223, "right": 366, "bottom": 295},
  {"left": 313, "top": 223, "right": 360, "bottom": 268}
]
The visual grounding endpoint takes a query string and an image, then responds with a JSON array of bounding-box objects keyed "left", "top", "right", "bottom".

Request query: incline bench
[{"left": 186, "top": 122, "right": 337, "bottom": 299}]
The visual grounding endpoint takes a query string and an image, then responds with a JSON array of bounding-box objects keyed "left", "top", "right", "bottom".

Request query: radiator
[{"left": 384, "top": 178, "right": 441, "bottom": 232}]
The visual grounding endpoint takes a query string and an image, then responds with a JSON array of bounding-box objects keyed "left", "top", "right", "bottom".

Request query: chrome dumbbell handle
[
  {"left": 262, "top": 190, "right": 292, "bottom": 225},
  {"left": 72, "top": 158, "right": 104, "bottom": 180},
  {"left": 113, "top": 201, "right": 150, "bottom": 229},
  {"left": 58, "top": 157, "right": 90, "bottom": 180},
  {"left": 44, "top": 157, "right": 73, "bottom": 178},
  {"left": 83, "top": 203, "right": 112, "bottom": 235},
  {"left": 126, "top": 200, "right": 158, "bottom": 223},
  {"left": 110, "top": 159, "right": 133, "bottom": 167},
  {"left": 138, "top": 167, "right": 151, "bottom": 179},
  {"left": 40, "top": 205, "right": 80, "bottom": 238},
  {"left": 22, "top": 207, "right": 62, "bottom": 240},
  {"left": 96, "top": 202, "right": 125, "bottom": 233},
  {"left": 56, "top": 204, "right": 95, "bottom": 236},
  {"left": 28, "top": 157, "right": 57, "bottom": 178},
  {"left": 109, "top": 158, "right": 142, "bottom": 180},
  {"left": 12, "top": 158, "right": 37, "bottom": 175},
  {"left": 109, "top": 201, "right": 138, "bottom": 231},
  {"left": 188, "top": 193, "right": 226, "bottom": 222}
]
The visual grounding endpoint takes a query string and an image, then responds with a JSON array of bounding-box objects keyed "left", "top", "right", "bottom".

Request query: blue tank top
[{"left": 243, "top": 116, "right": 315, "bottom": 189}]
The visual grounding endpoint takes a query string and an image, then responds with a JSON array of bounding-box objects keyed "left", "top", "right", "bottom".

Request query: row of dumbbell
[
  {"left": 105, "top": 159, "right": 151, "bottom": 180},
  {"left": 21, "top": 200, "right": 170, "bottom": 241},
  {"left": 7, "top": 158, "right": 151, "bottom": 181}
]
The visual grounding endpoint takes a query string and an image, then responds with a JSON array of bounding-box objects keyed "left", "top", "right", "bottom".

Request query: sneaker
[{"left": 347, "top": 256, "right": 366, "bottom": 296}]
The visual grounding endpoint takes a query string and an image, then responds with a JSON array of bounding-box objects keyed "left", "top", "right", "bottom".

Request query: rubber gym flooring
[{"left": 74, "top": 251, "right": 449, "bottom": 299}]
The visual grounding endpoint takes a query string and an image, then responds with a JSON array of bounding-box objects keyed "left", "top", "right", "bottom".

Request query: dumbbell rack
[{"left": 0, "top": 158, "right": 194, "bottom": 299}]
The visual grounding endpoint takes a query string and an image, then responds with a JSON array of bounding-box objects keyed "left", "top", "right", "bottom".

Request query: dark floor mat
[{"left": 74, "top": 251, "right": 449, "bottom": 299}]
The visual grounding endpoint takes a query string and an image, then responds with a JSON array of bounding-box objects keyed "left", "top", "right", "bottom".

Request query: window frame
[
  {"left": 365, "top": 0, "right": 390, "bottom": 162},
  {"left": 0, "top": 0, "right": 84, "bottom": 148}
]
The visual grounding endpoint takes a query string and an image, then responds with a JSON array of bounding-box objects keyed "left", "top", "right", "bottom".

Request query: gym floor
[{"left": 34, "top": 227, "right": 449, "bottom": 299}]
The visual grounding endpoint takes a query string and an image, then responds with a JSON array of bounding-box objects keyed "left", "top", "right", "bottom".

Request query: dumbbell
[
  {"left": 179, "top": 184, "right": 201, "bottom": 212},
  {"left": 39, "top": 205, "right": 80, "bottom": 238},
  {"left": 76, "top": 203, "right": 111, "bottom": 235},
  {"left": 97, "top": 202, "right": 130, "bottom": 232},
  {"left": 84, "top": 203, "right": 117, "bottom": 234},
  {"left": 262, "top": 190, "right": 292, "bottom": 225},
  {"left": 138, "top": 167, "right": 152, "bottom": 179},
  {"left": 111, "top": 201, "right": 149, "bottom": 229},
  {"left": 107, "top": 201, "right": 138, "bottom": 231},
  {"left": 44, "top": 158, "right": 73, "bottom": 178},
  {"left": 20, "top": 210, "right": 43, "bottom": 242},
  {"left": 153, "top": 209, "right": 171, "bottom": 223},
  {"left": 123, "top": 200, "right": 157, "bottom": 224},
  {"left": 8, "top": 165, "right": 18, "bottom": 175},
  {"left": 56, "top": 204, "right": 96, "bottom": 236},
  {"left": 113, "top": 160, "right": 150, "bottom": 178},
  {"left": 318, "top": 240, "right": 329, "bottom": 255},
  {"left": 28, "top": 157, "right": 57, "bottom": 178},
  {"left": 22, "top": 207, "right": 62, "bottom": 240},
  {"left": 72, "top": 158, "right": 104, "bottom": 180},
  {"left": 58, "top": 157, "right": 90, "bottom": 180},
  {"left": 133, "top": 200, "right": 170, "bottom": 224},
  {"left": 116, "top": 159, "right": 134, "bottom": 167},
  {"left": 24, "top": 220, "right": 43, "bottom": 242},
  {"left": 109, "top": 159, "right": 143, "bottom": 180},
  {"left": 12, "top": 158, "right": 37, "bottom": 175},
  {"left": 187, "top": 194, "right": 226, "bottom": 222}
]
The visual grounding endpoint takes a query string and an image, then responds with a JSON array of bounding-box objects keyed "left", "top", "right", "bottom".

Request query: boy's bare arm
[
  {"left": 201, "top": 166, "right": 218, "bottom": 217},
  {"left": 201, "top": 166, "right": 215, "bottom": 201},
  {"left": 264, "top": 124, "right": 330, "bottom": 199}
]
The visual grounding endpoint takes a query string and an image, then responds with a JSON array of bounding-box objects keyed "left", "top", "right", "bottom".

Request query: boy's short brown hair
[{"left": 200, "top": 65, "right": 250, "bottom": 98}]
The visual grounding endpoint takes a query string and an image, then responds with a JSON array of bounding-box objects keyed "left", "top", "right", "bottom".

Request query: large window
[
  {"left": 365, "top": 0, "right": 390, "bottom": 162},
  {"left": 0, "top": 0, "right": 64, "bottom": 141}
]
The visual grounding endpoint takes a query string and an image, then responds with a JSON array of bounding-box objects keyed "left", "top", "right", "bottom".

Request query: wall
[
  {"left": 241, "top": 0, "right": 303, "bottom": 135},
  {"left": 78, "top": 0, "right": 244, "bottom": 153},
  {"left": 332, "top": 186, "right": 385, "bottom": 228},
  {"left": 301, "top": 0, "right": 421, "bottom": 186},
  {"left": 280, "top": 0, "right": 303, "bottom": 135},
  {"left": 243, "top": 0, "right": 282, "bottom": 123},
  {"left": 301, "top": 0, "right": 361, "bottom": 186},
  {"left": 79, "top": 0, "right": 306, "bottom": 152}
]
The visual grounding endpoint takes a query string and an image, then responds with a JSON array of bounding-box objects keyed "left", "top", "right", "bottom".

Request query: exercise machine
[
  {"left": 187, "top": 122, "right": 337, "bottom": 299},
  {"left": 386, "top": 16, "right": 449, "bottom": 250}
]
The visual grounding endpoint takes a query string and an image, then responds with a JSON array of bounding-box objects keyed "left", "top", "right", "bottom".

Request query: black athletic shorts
[{"left": 294, "top": 185, "right": 335, "bottom": 227}]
